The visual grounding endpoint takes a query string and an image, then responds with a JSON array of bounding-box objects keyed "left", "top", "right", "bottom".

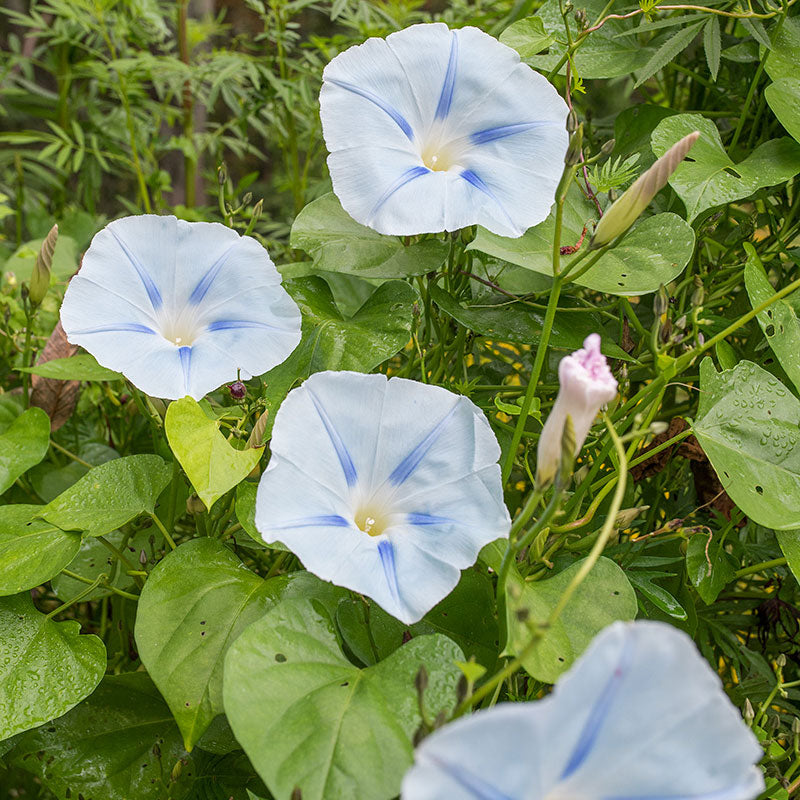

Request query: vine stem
[
  {"left": 46, "top": 574, "right": 106, "bottom": 619},
  {"left": 456, "top": 414, "right": 628, "bottom": 716},
  {"left": 149, "top": 512, "right": 177, "bottom": 551}
]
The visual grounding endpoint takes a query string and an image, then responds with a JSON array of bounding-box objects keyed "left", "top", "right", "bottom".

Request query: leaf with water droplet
[
  {"left": 0, "top": 593, "right": 104, "bottom": 740},
  {"left": 0, "top": 407, "right": 50, "bottom": 495}
]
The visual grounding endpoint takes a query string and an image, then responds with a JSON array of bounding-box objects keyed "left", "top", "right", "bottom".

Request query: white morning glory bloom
[
  {"left": 255, "top": 370, "right": 511, "bottom": 624},
  {"left": 319, "top": 23, "right": 569, "bottom": 238},
  {"left": 60, "top": 215, "right": 302, "bottom": 400},
  {"left": 402, "top": 620, "right": 765, "bottom": 800}
]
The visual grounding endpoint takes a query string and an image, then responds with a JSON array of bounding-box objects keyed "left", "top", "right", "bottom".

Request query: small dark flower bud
[
  {"left": 455, "top": 674, "right": 468, "bottom": 705},
  {"left": 566, "top": 109, "right": 578, "bottom": 134},
  {"left": 653, "top": 285, "right": 669, "bottom": 317},
  {"left": 744, "top": 698, "right": 755, "bottom": 724},
  {"left": 230, "top": 381, "right": 247, "bottom": 400},
  {"left": 415, "top": 665, "right": 428, "bottom": 694},
  {"left": 291, "top": 788, "right": 303, "bottom": 800}
]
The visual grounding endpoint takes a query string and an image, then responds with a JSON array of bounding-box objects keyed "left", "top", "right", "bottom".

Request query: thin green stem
[
  {"left": 60, "top": 569, "right": 139, "bottom": 601},
  {"left": 149, "top": 512, "right": 177, "bottom": 551},
  {"left": 46, "top": 574, "right": 106, "bottom": 619}
]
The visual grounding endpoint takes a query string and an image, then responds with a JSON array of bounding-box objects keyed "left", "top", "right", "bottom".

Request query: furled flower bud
[
  {"left": 30, "top": 223, "right": 58, "bottom": 307},
  {"left": 536, "top": 334, "right": 618, "bottom": 487},
  {"left": 590, "top": 131, "right": 699, "bottom": 249},
  {"left": 229, "top": 380, "right": 247, "bottom": 400}
]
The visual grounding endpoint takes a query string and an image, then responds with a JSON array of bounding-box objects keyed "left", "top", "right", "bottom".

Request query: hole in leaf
[
  {"left": 723, "top": 166, "right": 742, "bottom": 178},
  {"left": 275, "top": 653, "right": 287, "bottom": 662},
  {"left": 766, "top": 324, "right": 775, "bottom": 336},
  {"left": 612, "top": 590, "right": 620, "bottom": 596},
  {"left": 755, "top": 485, "right": 764, "bottom": 495}
]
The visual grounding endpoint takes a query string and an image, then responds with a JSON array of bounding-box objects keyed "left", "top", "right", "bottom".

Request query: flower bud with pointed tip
[
  {"left": 30, "top": 223, "right": 57, "bottom": 307},
  {"left": 536, "top": 334, "right": 618, "bottom": 487},
  {"left": 590, "top": 131, "right": 699, "bottom": 249}
]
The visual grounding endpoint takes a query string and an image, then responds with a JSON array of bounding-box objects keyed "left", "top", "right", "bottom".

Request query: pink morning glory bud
[
  {"left": 536, "top": 334, "right": 618, "bottom": 487},
  {"left": 229, "top": 381, "right": 247, "bottom": 400}
]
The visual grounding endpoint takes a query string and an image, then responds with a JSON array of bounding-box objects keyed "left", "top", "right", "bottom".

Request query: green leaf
[
  {"left": 135, "top": 538, "right": 290, "bottom": 751},
  {"left": 165, "top": 396, "right": 261, "bottom": 511},
  {"left": 634, "top": 22, "right": 704, "bottom": 88},
  {"left": 766, "top": 17, "right": 800, "bottom": 81},
  {"left": 430, "top": 284, "right": 631, "bottom": 359},
  {"left": 627, "top": 571, "right": 688, "bottom": 620},
  {"left": 744, "top": 242, "right": 800, "bottom": 394},
  {"left": 40, "top": 454, "right": 171, "bottom": 537},
  {"left": 0, "top": 504, "right": 81, "bottom": 596},
  {"left": 651, "top": 114, "right": 800, "bottom": 222},
  {"left": 498, "top": 16, "right": 555, "bottom": 57},
  {"left": 703, "top": 16, "right": 721, "bottom": 81},
  {"left": 776, "top": 530, "right": 800, "bottom": 585},
  {"left": 693, "top": 358, "right": 800, "bottom": 530},
  {"left": 4, "top": 234, "right": 78, "bottom": 282},
  {"left": 0, "top": 593, "right": 105, "bottom": 740},
  {"left": 7, "top": 673, "right": 195, "bottom": 800},
  {"left": 19, "top": 353, "right": 123, "bottom": 382},
  {"left": 686, "top": 533, "right": 736, "bottom": 605},
  {"left": 290, "top": 193, "right": 447, "bottom": 278},
  {"left": 765, "top": 78, "right": 800, "bottom": 144},
  {"left": 0, "top": 407, "right": 50, "bottom": 495},
  {"left": 468, "top": 188, "right": 695, "bottom": 296},
  {"left": 501, "top": 556, "right": 637, "bottom": 682},
  {"left": 224, "top": 598, "right": 463, "bottom": 800}
]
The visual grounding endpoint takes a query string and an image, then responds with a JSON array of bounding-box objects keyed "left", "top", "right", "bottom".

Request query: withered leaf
[{"left": 30, "top": 320, "right": 79, "bottom": 431}]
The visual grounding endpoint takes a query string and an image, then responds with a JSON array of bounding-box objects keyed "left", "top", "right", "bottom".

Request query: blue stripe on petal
[
  {"left": 178, "top": 346, "right": 192, "bottom": 393},
  {"left": 378, "top": 540, "right": 400, "bottom": 604},
  {"left": 188, "top": 243, "right": 237, "bottom": 305},
  {"left": 274, "top": 515, "right": 349, "bottom": 529},
  {"left": 460, "top": 169, "right": 518, "bottom": 233},
  {"left": 307, "top": 388, "right": 358, "bottom": 487},
  {"left": 207, "top": 319, "right": 290, "bottom": 333},
  {"left": 469, "top": 121, "right": 555, "bottom": 146},
  {"left": 327, "top": 78, "right": 414, "bottom": 141},
  {"left": 607, "top": 791, "right": 753, "bottom": 800},
  {"left": 435, "top": 32, "right": 459, "bottom": 120},
  {"left": 388, "top": 404, "right": 457, "bottom": 486},
  {"left": 72, "top": 323, "right": 157, "bottom": 335},
  {"left": 560, "top": 632, "right": 636, "bottom": 780},
  {"left": 407, "top": 512, "right": 452, "bottom": 526},
  {"left": 108, "top": 227, "right": 163, "bottom": 310},
  {"left": 426, "top": 754, "right": 514, "bottom": 800},
  {"left": 368, "top": 166, "right": 430, "bottom": 221}
]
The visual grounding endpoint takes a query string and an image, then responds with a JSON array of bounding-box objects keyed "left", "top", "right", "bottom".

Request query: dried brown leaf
[{"left": 30, "top": 320, "right": 79, "bottom": 430}]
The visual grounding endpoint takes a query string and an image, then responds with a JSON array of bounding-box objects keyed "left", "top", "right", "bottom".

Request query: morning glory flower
[
  {"left": 536, "top": 334, "right": 618, "bottom": 486},
  {"left": 402, "top": 620, "right": 765, "bottom": 800},
  {"left": 255, "top": 370, "right": 510, "bottom": 624},
  {"left": 319, "top": 23, "right": 569, "bottom": 238},
  {"left": 60, "top": 215, "right": 302, "bottom": 400}
]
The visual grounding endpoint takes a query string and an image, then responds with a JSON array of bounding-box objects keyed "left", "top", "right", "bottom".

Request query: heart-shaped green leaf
[
  {"left": 651, "top": 114, "right": 800, "bottom": 221},
  {"left": 693, "top": 358, "right": 800, "bottom": 530},
  {"left": 468, "top": 187, "right": 694, "bottom": 296},
  {"left": 0, "top": 504, "right": 81, "bottom": 596},
  {"left": 290, "top": 192, "right": 447, "bottom": 278},
  {"left": 0, "top": 406, "right": 50, "bottom": 495},
  {"left": 166, "top": 396, "right": 261, "bottom": 511},
  {"left": 224, "top": 597, "right": 462, "bottom": 800},
  {"left": 0, "top": 592, "right": 105, "bottom": 740},
  {"left": 765, "top": 78, "right": 800, "bottom": 145},
  {"left": 40, "top": 454, "right": 171, "bottom": 536}
]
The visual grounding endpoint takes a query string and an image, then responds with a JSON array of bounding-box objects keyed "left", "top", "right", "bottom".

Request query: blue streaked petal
[
  {"left": 377, "top": 539, "right": 400, "bottom": 604},
  {"left": 188, "top": 242, "right": 237, "bottom": 304},
  {"left": 273, "top": 515, "right": 349, "bottom": 530},
  {"left": 326, "top": 78, "right": 414, "bottom": 141},
  {"left": 70, "top": 323, "right": 157, "bottom": 335},
  {"left": 178, "top": 346, "right": 192, "bottom": 394},
  {"left": 434, "top": 31, "right": 459, "bottom": 120},
  {"left": 469, "top": 121, "right": 558, "bottom": 146},
  {"left": 108, "top": 225, "right": 163, "bottom": 310},
  {"left": 306, "top": 387, "right": 358, "bottom": 487},
  {"left": 206, "top": 319, "right": 295, "bottom": 333},
  {"left": 368, "top": 166, "right": 430, "bottom": 222},
  {"left": 422, "top": 755, "right": 514, "bottom": 800},
  {"left": 388, "top": 404, "right": 458, "bottom": 486},
  {"left": 407, "top": 512, "right": 453, "bottom": 526}
]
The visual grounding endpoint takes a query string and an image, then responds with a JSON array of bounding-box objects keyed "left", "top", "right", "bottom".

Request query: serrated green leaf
[
  {"left": 703, "top": 16, "right": 721, "bottom": 81},
  {"left": 634, "top": 22, "right": 704, "bottom": 88}
]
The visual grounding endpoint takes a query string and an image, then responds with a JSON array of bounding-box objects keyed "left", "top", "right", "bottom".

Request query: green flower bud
[
  {"left": 590, "top": 131, "right": 699, "bottom": 249},
  {"left": 30, "top": 223, "right": 58, "bottom": 307}
]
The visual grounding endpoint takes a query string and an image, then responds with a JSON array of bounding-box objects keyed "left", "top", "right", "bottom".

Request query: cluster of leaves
[{"left": 2, "top": 0, "right": 800, "bottom": 798}]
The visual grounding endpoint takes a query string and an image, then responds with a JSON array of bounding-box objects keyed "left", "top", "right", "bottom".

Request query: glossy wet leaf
[
  {"left": 0, "top": 504, "right": 81, "bottom": 596},
  {"left": 290, "top": 192, "right": 447, "bottom": 278},
  {"left": 496, "top": 551, "right": 637, "bottom": 683},
  {"left": 468, "top": 188, "right": 694, "bottom": 296},
  {"left": 765, "top": 78, "right": 800, "bottom": 145},
  {"left": 651, "top": 114, "right": 800, "bottom": 221},
  {"left": 166, "top": 396, "right": 261, "bottom": 511},
  {"left": 20, "top": 353, "right": 123, "bottom": 382},
  {"left": 135, "top": 538, "right": 290, "bottom": 751},
  {"left": 765, "top": 17, "right": 800, "bottom": 82},
  {"left": 0, "top": 593, "right": 105, "bottom": 740},
  {"left": 693, "top": 358, "right": 800, "bottom": 530},
  {"left": 6, "top": 672, "right": 194, "bottom": 800},
  {"left": 40, "top": 454, "right": 172, "bottom": 536},
  {"left": 224, "top": 597, "right": 463, "bottom": 800},
  {"left": 498, "top": 16, "right": 555, "bottom": 57},
  {"left": 776, "top": 531, "right": 800, "bottom": 586},
  {"left": 744, "top": 243, "right": 800, "bottom": 394},
  {"left": 0, "top": 406, "right": 50, "bottom": 495},
  {"left": 430, "top": 285, "right": 631, "bottom": 360},
  {"left": 627, "top": 571, "right": 688, "bottom": 620}
]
